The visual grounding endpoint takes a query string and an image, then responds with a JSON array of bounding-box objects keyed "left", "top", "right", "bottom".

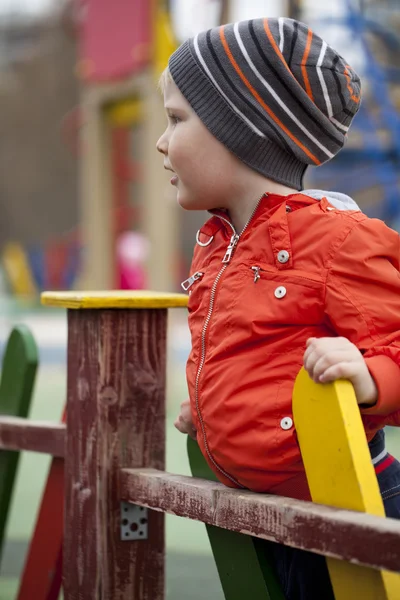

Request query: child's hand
[
  {"left": 303, "top": 337, "right": 378, "bottom": 406},
  {"left": 174, "top": 399, "right": 197, "bottom": 439}
]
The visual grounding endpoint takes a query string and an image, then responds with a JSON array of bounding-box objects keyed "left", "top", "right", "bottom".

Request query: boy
[{"left": 157, "top": 17, "right": 400, "bottom": 599}]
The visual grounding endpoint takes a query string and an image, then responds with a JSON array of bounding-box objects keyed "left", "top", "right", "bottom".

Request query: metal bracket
[{"left": 120, "top": 502, "right": 148, "bottom": 540}]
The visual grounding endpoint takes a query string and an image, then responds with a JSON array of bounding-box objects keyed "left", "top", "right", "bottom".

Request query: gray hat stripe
[
  {"left": 245, "top": 21, "right": 344, "bottom": 149},
  {"left": 218, "top": 22, "right": 340, "bottom": 160},
  {"left": 316, "top": 41, "right": 333, "bottom": 118},
  {"left": 248, "top": 24, "right": 343, "bottom": 152},
  {"left": 255, "top": 21, "right": 349, "bottom": 147},
  {"left": 207, "top": 23, "right": 325, "bottom": 165},
  {"left": 192, "top": 34, "right": 266, "bottom": 138},
  {"left": 204, "top": 29, "right": 276, "bottom": 130},
  {"left": 204, "top": 29, "right": 278, "bottom": 136},
  {"left": 287, "top": 20, "right": 299, "bottom": 65},
  {"left": 322, "top": 68, "right": 349, "bottom": 125},
  {"left": 205, "top": 26, "right": 312, "bottom": 157},
  {"left": 306, "top": 40, "right": 351, "bottom": 135},
  {"left": 331, "top": 55, "right": 348, "bottom": 113},
  {"left": 263, "top": 19, "right": 359, "bottom": 136},
  {"left": 230, "top": 23, "right": 335, "bottom": 160},
  {"left": 203, "top": 31, "right": 276, "bottom": 133},
  {"left": 203, "top": 30, "right": 295, "bottom": 154},
  {"left": 248, "top": 20, "right": 343, "bottom": 146}
]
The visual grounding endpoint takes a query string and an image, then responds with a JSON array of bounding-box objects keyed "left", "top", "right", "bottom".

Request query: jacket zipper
[
  {"left": 181, "top": 271, "right": 204, "bottom": 291},
  {"left": 194, "top": 194, "right": 266, "bottom": 487},
  {"left": 251, "top": 266, "right": 261, "bottom": 282}
]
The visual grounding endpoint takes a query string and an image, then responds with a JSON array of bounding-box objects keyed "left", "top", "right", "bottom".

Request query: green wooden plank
[
  {"left": 0, "top": 325, "right": 38, "bottom": 563},
  {"left": 187, "top": 437, "right": 285, "bottom": 600}
]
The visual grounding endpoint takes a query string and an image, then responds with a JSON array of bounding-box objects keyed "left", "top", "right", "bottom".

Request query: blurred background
[{"left": 0, "top": 0, "right": 399, "bottom": 598}]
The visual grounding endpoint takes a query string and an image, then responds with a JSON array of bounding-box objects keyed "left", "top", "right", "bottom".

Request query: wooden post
[
  {"left": 78, "top": 74, "right": 178, "bottom": 292},
  {"left": 42, "top": 290, "right": 187, "bottom": 599},
  {"left": 79, "top": 87, "right": 114, "bottom": 289},
  {"left": 141, "top": 77, "right": 179, "bottom": 292}
]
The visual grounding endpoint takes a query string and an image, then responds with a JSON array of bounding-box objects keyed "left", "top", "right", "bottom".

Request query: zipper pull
[
  {"left": 181, "top": 271, "right": 204, "bottom": 291},
  {"left": 251, "top": 266, "right": 260, "bottom": 283},
  {"left": 222, "top": 234, "right": 239, "bottom": 263}
]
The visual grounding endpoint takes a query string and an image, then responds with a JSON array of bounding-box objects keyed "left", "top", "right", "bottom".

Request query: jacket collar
[{"left": 204, "top": 192, "right": 333, "bottom": 270}]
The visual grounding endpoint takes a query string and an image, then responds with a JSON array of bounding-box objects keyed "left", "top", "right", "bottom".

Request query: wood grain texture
[
  {"left": 0, "top": 417, "right": 65, "bottom": 456},
  {"left": 64, "top": 308, "right": 166, "bottom": 600},
  {"left": 120, "top": 468, "right": 400, "bottom": 573}
]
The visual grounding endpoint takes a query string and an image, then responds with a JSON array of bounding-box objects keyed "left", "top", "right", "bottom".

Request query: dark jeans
[{"left": 266, "top": 429, "right": 400, "bottom": 600}]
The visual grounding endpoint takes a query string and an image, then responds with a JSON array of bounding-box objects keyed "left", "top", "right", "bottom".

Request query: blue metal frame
[{"left": 306, "top": 1, "right": 400, "bottom": 226}]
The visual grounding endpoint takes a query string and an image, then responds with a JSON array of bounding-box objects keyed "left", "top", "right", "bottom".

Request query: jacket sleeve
[{"left": 325, "top": 216, "right": 400, "bottom": 417}]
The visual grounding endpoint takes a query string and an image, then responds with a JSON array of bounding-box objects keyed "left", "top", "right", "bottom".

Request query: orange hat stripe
[
  {"left": 301, "top": 28, "right": 314, "bottom": 102},
  {"left": 219, "top": 26, "right": 321, "bottom": 165}
]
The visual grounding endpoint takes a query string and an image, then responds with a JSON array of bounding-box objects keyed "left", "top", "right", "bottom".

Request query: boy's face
[{"left": 157, "top": 77, "right": 242, "bottom": 211}]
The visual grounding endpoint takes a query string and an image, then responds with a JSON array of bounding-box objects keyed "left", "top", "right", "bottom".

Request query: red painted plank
[
  {"left": 119, "top": 468, "right": 400, "bottom": 573},
  {"left": 45, "top": 240, "right": 69, "bottom": 291},
  {"left": 0, "top": 416, "right": 65, "bottom": 456},
  {"left": 79, "top": 0, "right": 152, "bottom": 81},
  {"left": 46, "top": 546, "right": 63, "bottom": 600},
  {"left": 63, "top": 309, "right": 165, "bottom": 599},
  {"left": 17, "top": 457, "right": 65, "bottom": 600}
]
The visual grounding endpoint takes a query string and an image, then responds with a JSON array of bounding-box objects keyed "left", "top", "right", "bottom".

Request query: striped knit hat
[{"left": 168, "top": 18, "right": 361, "bottom": 190}]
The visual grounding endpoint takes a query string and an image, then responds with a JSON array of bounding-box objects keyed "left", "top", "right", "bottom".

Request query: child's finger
[
  {"left": 174, "top": 415, "right": 190, "bottom": 435},
  {"left": 303, "top": 348, "right": 321, "bottom": 378},
  {"left": 318, "top": 362, "right": 355, "bottom": 383},
  {"left": 312, "top": 350, "right": 357, "bottom": 381}
]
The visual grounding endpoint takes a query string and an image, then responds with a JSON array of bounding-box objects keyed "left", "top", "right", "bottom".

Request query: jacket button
[
  {"left": 280, "top": 417, "right": 293, "bottom": 430},
  {"left": 277, "top": 250, "right": 290, "bottom": 264},
  {"left": 274, "top": 286, "right": 287, "bottom": 299}
]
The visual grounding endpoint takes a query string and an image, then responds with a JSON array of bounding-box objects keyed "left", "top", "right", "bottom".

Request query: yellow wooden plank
[
  {"left": 2, "top": 242, "right": 37, "bottom": 297},
  {"left": 154, "top": 6, "right": 177, "bottom": 77},
  {"left": 41, "top": 290, "right": 188, "bottom": 309},
  {"left": 293, "top": 367, "right": 400, "bottom": 600},
  {"left": 293, "top": 369, "right": 383, "bottom": 514},
  {"left": 326, "top": 560, "right": 400, "bottom": 600},
  {"left": 105, "top": 98, "right": 142, "bottom": 127}
]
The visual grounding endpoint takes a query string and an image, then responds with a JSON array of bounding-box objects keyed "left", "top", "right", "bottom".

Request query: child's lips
[{"left": 165, "top": 166, "right": 178, "bottom": 186}]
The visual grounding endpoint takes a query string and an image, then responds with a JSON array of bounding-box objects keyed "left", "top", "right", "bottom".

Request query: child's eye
[{"left": 168, "top": 114, "right": 181, "bottom": 125}]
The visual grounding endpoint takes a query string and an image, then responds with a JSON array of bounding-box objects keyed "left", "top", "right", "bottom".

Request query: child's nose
[{"left": 156, "top": 130, "right": 168, "bottom": 155}]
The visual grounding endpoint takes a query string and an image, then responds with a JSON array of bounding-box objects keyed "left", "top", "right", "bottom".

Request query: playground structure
[
  {"left": 0, "top": 290, "right": 400, "bottom": 598},
  {"left": 3, "top": 0, "right": 400, "bottom": 299},
  {"left": 2, "top": 0, "right": 400, "bottom": 298},
  {"left": 301, "top": 1, "right": 400, "bottom": 226},
  {"left": 1, "top": 0, "right": 181, "bottom": 297}
]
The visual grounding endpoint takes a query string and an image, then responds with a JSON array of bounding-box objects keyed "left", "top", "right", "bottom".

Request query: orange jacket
[{"left": 184, "top": 192, "right": 400, "bottom": 500}]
